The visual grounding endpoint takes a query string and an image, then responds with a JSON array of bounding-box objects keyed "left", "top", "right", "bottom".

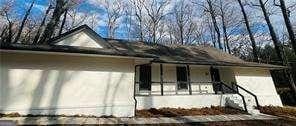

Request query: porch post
[
  {"left": 134, "top": 65, "right": 138, "bottom": 96},
  {"left": 187, "top": 65, "right": 192, "bottom": 95},
  {"left": 160, "top": 64, "right": 164, "bottom": 95}
]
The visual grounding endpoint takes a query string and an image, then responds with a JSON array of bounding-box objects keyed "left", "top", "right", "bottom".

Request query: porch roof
[{"left": 106, "top": 39, "right": 285, "bottom": 69}]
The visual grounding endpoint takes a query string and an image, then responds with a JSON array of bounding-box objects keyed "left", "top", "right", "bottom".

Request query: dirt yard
[
  {"left": 1, "top": 106, "right": 296, "bottom": 125},
  {"left": 135, "top": 106, "right": 296, "bottom": 126},
  {"left": 259, "top": 106, "right": 296, "bottom": 119},
  {"left": 136, "top": 106, "right": 246, "bottom": 117}
]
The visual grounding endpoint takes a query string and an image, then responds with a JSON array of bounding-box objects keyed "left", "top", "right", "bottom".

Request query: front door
[{"left": 210, "top": 67, "right": 221, "bottom": 93}]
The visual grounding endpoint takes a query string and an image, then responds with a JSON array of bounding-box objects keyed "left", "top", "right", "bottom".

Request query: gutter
[
  {"left": 133, "top": 64, "right": 140, "bottom": 116},
  {"left": 0, "top": 49, "right": 155, "bottom": 60},
  {"left": 151, "top": 60, "right": 286, "bottom": 70}
]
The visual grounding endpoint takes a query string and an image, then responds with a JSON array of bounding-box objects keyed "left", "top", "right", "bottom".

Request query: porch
[
  {"left": 134, "top": 62, "right": 260, "bottom": 112},
  {"left": 134, "top": 63, "right": 237, "bottom": 96}
]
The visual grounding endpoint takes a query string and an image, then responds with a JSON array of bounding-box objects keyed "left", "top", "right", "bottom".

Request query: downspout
[{"left": 133, "top": 65, "right": 139, "bottom": 117}]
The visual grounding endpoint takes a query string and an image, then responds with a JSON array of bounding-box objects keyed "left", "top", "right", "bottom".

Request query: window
[
  {"left": 210, "top": 67, "right": 221, "bottom": 93},
  {"left": 176, "top": 66, "right": 188, "bottom": 90},
  {"left": 139, "top": 65, "right": 151, "bottom": 90}
]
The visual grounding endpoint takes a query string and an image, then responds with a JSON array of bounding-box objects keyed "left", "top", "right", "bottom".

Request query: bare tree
[
  {"left": 22, "top": 19, "right": 36, "bottom": 44},
  {"left": 274, "top": 0, "right": 296, "bottom": 55},
  {"left": 87, "top": 13, "right": 100, "bottom": 29},
  {"left": 196, "top": 20, "right": 207, "bottom": 46},
  {"left": 254, "top": 0, "right": 296, "bottom": 97},
  {"left": 0, "top": 26, "right": 8, "bottom": 41},
  {"left": 218, "top": 0, "right": 232, "bottom": 53},
  {"left": 13, "top": 0, "right": 35, "bottom": 43},
  {"left": 206, "top": 16, "right": 217, "bottom": 47},
  {"left": 1, "top": 12, "right": 14, "bottom": 44},
  {"left": 58, "top": 9, "right": 68, "bottom": 35},
  {"left": 141, "top": 0, "right": 170, "bottom": 43},
  {"left": 123, "top": 6, "right": 133, "bottom": 40},
  {"left": 237, "top": 0, "right": 259, "bottom": 62},
  {"left": 38, "top": 0, "right": 77, "bottom": 44},
  {"left": 0, "top": 0, "right": 14, "bottom": 44},
  {"left": 33, "top": 4, "right": 52, "bottom": 44},
  {"left": 204, "top": 0, "right": 223, "bottom": 50},
  {"left": 129, "top": 0, "right": 145, "bottom": 41},
  {"left": 172, "top": 1, "right": 196, "bottom": 45},
  {"left": 66, "top": 9, "right": 87, "bottom": 30},
  {"left": 99, "top": 0, "right": 125, "bottom": 38},
  {"left": 254, "top": 0, "right": 284, "bottom": 62},
  {"left": 3, "top": 13, "right": 15, "bottom": 44}
]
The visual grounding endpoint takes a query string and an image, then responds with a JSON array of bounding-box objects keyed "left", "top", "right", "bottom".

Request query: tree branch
[{"left": 273, "top": 0, "right": 280, "bottom": 6}]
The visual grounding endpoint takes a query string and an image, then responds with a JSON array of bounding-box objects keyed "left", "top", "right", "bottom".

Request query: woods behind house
[{"left": 0, "top": 0, "right": 296, "bottom": 105}]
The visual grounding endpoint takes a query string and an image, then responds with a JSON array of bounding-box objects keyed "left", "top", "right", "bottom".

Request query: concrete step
[
  {"left": 232, "top": 100, "right": 243, "bottom": 105},
  {"left": 225, "top": 97, "right": 244, "bottom": 110},
  {"left": 225, "top": 96, "right": 261, "bottom": 115},
  {"left": 248, "top": 109, "right": 261, "bottom": 115},
  {"left": 246, "top": 105, "right": 261, "bottom": 115}
]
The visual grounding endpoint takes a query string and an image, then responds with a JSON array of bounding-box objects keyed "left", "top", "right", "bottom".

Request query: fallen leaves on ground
[
  {"left": 259, "top": 106, "right": 296, "bottom": 119},
  {"left": 136, "top": 106, "right": 246, "bottom": 117}
]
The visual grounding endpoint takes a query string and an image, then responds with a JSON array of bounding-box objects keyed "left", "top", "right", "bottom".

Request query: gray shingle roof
[{"left": 105, "top": 38, "right": 285, "bottom": 68}]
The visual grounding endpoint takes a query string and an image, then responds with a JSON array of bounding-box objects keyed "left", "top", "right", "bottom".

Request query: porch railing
[
  {"left": 217, "top": 82, "right": 248, "bottom": 112},
  {"left": 135, "top": 81, "right": 259, "bottom": 112},
  {"left": 231, "top": 83, "right": 260, "bottom": 108},
  {"left": 135, "top": 81, "right": 225, "bottom": 96}
]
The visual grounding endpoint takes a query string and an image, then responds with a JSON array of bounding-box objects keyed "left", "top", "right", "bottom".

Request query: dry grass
[
  {"left": 136, "top": 106, "right": 246, "bottom": 117},
  {"left": 0, "top": 112, "right": 21, "bottom": 117}
]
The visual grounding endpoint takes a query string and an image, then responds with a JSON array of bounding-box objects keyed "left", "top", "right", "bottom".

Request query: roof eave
[
  {"left": 0, "top": 47, "right": 155, "bottom": 60},
  {"left": 151, "top": 60, "right": 286, "bottom": 69}
]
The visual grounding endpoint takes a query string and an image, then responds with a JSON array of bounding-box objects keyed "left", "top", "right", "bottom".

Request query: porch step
[
  {"left": 225, "top": 97, "right": 243, "bottom": 110},
  {"left": 247, "top": 107, "right": 261, "bottom": 115},
  {"left": 246, "top": 105, "right": 261, "bottom": 115},
  {"left": 224, "top": 95, "right": 261, "bottom": 115}
]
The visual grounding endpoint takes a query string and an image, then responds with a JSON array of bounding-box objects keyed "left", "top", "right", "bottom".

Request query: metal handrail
[
  {"left": 217, "top": 82, "right": 248, "bottom": 112},
  {"left": 136, "top": 81, "right": 213, "bottom": 84},
  {"left": 135, "top": 81, "right": 213, "bottom": 95},
  {"left": 231, "top": 83, "right": 260, "bottom": 108},
  {"left": 135, "top": 81, "right": 248, "bottom": 112}
]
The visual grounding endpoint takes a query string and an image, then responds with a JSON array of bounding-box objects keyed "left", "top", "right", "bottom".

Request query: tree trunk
[
  {"left": 208, "top": 19, "right": 217, "bottom": 48},
  {"left": 3, "top": 12, "right": 13, "bottom": 45},
  {"left": 169, "top": 30, "right": 173, "bottom": 44},
  {"left": 152, "top": 23, "right": 156, "bottom": 43},
  {"left": 59, "top": 9, "right": 68, "bottom": 35},
  {"left": 0, "top": 26, "right": 7, "bottom": 42},
  {"left": 259, "top": 0, "right": 296, "bottom": 97},
  {"left": 13, "top": 0, "right": 35, "bottom": 43},
  {"left": 33, "top": 4, "right": 52, "bottom": 44},
  {"left": 38, "top": 0, "right": 68, "bottom": 44},
  {"left": 237, "top": 0, "right": 259, "bottom": 62},
  {"left": 207, "top": 0, "right": 223, "bottom": 50},
  {"left": 180, "top": 25, "right": 184, "bottom": 45},
  {"left": 108, "top": 24, "right": 112, "bottom": 38},
  {"left": 139, "top": 18, "right": 144, "bottom": 42},
  {"left": 259, "top": 0, "right": 283, "bottom": 62},
  {"left": 219, "top": 0, "right": 231, "bottom": 54},
  {"left": 278, "top": 0, "right": 296, "bottom": 55}
]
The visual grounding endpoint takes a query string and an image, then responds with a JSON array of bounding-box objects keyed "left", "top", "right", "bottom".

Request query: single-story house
[{"left": 0, "top": 25, "right": 283, "bottom": 117}]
